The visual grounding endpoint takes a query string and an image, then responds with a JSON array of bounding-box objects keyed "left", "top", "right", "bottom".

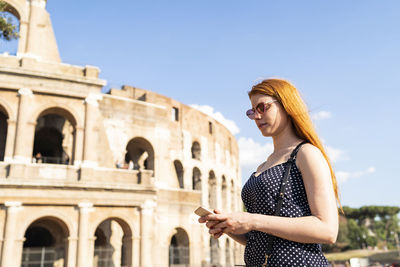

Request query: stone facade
[{"left": 0, "top": 0, "right": 244, "bottom": 266}]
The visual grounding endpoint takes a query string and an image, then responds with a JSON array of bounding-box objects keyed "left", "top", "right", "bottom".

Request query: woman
[{"left": 199, "top": 78, "right": 340, "bottom": 266}]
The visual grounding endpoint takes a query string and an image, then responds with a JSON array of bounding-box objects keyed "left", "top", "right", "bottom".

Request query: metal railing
[
  {"left": 169, "top": 246, "right": 190, "bottom": 266},
  {"left": 33, "top": 156, "right": 69, "bottom": 165},
  {"left": 94, "top": 246, "right": 114, "bottom": 267},
  {"left": 21, "top": 247, "right": 64, "bottom": 267}
]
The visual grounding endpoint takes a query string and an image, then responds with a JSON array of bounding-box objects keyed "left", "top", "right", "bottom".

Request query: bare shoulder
[{"left": 296, "top": 143, "right": 330, "bottom": 179}]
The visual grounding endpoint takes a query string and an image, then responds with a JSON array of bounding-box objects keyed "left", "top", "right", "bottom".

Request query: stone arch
[
  {"left": 0, "top": 1, "right": 24, "bottom": 55},
  {"left": 0, "top": 98, "right": 15, "bottom": 121},
  {"left": 18, "top": 210, "right": 76, "bottom": 241},
  {"left": 32, "top": 105, "right": 80, "bottom": 127},
  {"left": 32, "top": 106, "right": 78, "bottom": 165},
  {"left": 21, "top": 216, "right": 70, "bottom": 267},
  {"left": 90, "top": 214, "right": 134, "bottom": 238},
  {"left": 192, "top": 167, "right": 202, "bottom": 190},
  {"left": 1, "top": 0, "right": 27, "bottom": 21},
  {"left": 125, "top": 137, "right": 155, "bottom": 172},
  {"left": 191, "top": 141, "right": 201, "bottom": 160},
  {"left": 208, "top": 170, "right": 217, "bottom": 209},
  {"left": 168, "top": 227, "right": 190, "bottom": 266},
  {"left": 92, "top": 216, "right": 134, "bottom": 267},
  {"left": 173, "top": 160, "right": 184, "bottom": 189}
]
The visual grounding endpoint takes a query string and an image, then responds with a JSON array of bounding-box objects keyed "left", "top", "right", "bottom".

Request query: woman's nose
[{"left": 254, "top": 111, "right": 262, "bottom": 119}]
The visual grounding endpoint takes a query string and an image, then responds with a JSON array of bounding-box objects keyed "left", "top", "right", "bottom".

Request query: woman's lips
[{"left": 257, "top": 123, "right": 268, "bottom": 129}]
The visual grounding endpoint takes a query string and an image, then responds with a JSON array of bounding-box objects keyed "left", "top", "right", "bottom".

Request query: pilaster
[
  {"left": 0, "top": 201, "right": 22, "bottom": 267},
  {"left": 82, "top": 94, "right": 102, "bottom": 168},
  {"left": 140, "top": 199, "right": 156, "bottom": 267},
  {"left": 76, "top": 202, "right": 94, "bottom": 267},
  {"left": 13, "top": 88, "right": 33, "bottom": 163}
]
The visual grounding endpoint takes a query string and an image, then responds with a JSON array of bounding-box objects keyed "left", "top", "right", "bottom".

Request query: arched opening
[
  {"left": 173, "top": 160, "right": 184, "bottom": 189},
  {"left": 222, "top": 175, "right": 227, "bottom": 210},
  {"left": 191, "top": 141, "right": 201, "bottom": 160},
  {"left": 93, "top": 218, "right": 132, "bottom": 267},
  {"left": 208, "top": 171, "right": 217, "bottom": 209},
  {"left": 210, "top": 237, "right": 219, "bottom": 266},
  {"left": 169, "top": 228, "right": 190, "bottom": 266},
  {"left": 192, "top": 167, "right": 201, "bottom": 190},
  {"left": 125, "top": 137, "right": 154, "bottom": 172},
  {"left": 0, "top": 106, "right": 8, "bottom": 161},
  {"left": 0, "top": 2, "right": 20, "bottom": 55},
  {"left": 32, "top": 108, "right": 76, "bottom": 165},
  {"left": 22, "top": 217, "right": 69, "bottom": 267}
]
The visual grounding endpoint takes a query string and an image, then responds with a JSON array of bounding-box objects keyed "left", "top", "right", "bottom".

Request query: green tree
[{"left": 0, "top": 1, "right": 19, "bottom": 41}]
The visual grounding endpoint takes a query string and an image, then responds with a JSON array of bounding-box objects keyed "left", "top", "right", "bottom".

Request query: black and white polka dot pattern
[{"left": 241, "top": 161, "right": 329, "bottom": 266}]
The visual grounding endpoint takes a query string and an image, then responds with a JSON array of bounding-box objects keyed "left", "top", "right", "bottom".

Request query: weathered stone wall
[{"left": 0, "top": 0, "right": 244, "bottom": 265}]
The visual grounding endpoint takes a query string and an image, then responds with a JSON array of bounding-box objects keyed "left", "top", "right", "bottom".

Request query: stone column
[
  {"left": 132, "top": 207, "right": 141, "bottom": 267},
  {"left": 3, "top": 120, "right": 16, "bottom": 162},
  {"left": 140, "top": 199, "right": 156, "bottom": 267},
  {"left": 86, "top": 236, "right": 96, "bottom": 267},
  {"left": 17, "top": 21, "right": 28, "bottom": 55},
  {"left": 132, "top": 234, "right": 140, "bottom": 267},
  {"left": 77, "top": 202, "right": 94, "bottom": 267},
  {"left": 66, "top": 236, "right": 78, "bottom": 267},
  {"left": 13, "top": 88, "right": 33, "bottom": 163},
  {"left": 73, "top": 127, "right": 84, "bottom": 166},
  {"left": 82, "top": 94, "right": 102, "bottom": 168},
  {"left": 1, "top": 201, "right": 22, "bottom": 267},
  {"left": 13, "top": 237, "right": 26, "bottom": 267}
]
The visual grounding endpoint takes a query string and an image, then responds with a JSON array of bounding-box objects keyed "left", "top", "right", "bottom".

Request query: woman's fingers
[
  {"left": 209, "top": 227, "right": 226, "bottom": 235},
  {"left": 213, "top": 232, "right": 223, "bottom": 239},
  {"left": 206, "top": 220, "right": 220, "bottom": 229}
]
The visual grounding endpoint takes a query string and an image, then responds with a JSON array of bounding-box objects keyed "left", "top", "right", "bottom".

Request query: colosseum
[{"left": 0, "top": 0, "right": 243, "bottom": 267}]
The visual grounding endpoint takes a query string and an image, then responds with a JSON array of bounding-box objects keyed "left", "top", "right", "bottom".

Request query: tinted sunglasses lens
[
  {"left": 255, "top": 103, "right": 265, "bottom": 113},
  {"left": 246, "top": 109, "right": 255, "bottom": 119}
]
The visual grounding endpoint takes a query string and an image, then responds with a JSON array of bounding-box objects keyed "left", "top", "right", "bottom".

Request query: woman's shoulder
[{"left": 295, "top": 142, "right": 329, "bottom": 173}]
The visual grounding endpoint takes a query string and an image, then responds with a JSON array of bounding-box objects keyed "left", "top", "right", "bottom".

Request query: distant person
[
  {"left": 128, "top": 160, "right": 134, "bottom": 170},
  {"left": 199, "top": 78, "right": 340, "bottom": 266},
  {"left": 34, "top": 152, "right": 42, "bottom": 163}
]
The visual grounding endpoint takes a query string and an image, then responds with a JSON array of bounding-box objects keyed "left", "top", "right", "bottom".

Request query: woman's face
[{"left": 249, "top": 93, "right": 290, "bottom": 137}]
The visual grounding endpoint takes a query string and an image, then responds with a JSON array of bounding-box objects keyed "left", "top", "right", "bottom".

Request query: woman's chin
[{"left": 260, "top": 129, "right": 272, "bottom": 137}]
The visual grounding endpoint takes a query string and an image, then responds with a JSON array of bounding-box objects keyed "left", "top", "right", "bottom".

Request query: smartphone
[{"left": 194, "top": 206, "right": 213, "bottom": 217}]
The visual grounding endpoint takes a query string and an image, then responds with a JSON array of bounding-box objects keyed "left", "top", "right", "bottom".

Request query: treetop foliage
[
  {"left": 343, "top": 205, "right": 400, "bottom": 220},
  {"left": 0, "top": 1, "right": 19, "bottom": 41}
]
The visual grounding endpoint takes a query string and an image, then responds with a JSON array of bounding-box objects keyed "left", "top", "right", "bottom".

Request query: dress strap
[{"left": 289, "top": 140, "right": 308, "bottom": 161}]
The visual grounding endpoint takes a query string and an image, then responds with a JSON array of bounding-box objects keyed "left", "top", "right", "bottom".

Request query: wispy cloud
[
  {"left": 326, "top": 145, "right": 350, "bottom": 162},
  {"left": 190, "top": 104, "right": 240, "bottom": 135},
  {"left": 238, "top": 137, "right": 273, "bottom": 170},
  {"left": 311, "top": 111, "right": 332, "bottom": 121},
  {"left": 336, "top": 167, "right": 376, "bottom": 183}
]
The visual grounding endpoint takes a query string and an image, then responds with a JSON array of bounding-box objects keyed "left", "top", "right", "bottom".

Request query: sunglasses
[{"left": 246, "top": 100, "right": 277, "bottom": 120}]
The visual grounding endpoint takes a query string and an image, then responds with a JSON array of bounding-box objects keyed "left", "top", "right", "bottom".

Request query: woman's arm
[
  {"left": 206, "top": 144, "right": 339, "bottom": 244},
  {"left": 225, "top": 233, "right": 247, "bottom": 246}
]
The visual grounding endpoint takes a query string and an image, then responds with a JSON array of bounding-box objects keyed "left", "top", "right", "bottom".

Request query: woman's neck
[{"left": 272, "top": 121, "right": 303, "bottom": 152}]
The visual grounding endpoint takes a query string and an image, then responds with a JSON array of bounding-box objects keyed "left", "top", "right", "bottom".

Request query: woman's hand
[
  {"left": 199, "top": 209, "right": 225, "bottom": 238},
  {"left": 199, "top": 210, "right": 253, "bottom": 237}
]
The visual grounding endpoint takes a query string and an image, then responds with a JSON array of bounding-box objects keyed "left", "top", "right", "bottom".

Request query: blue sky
[{"left": 2, "top": 0, "right": 399, "bottom": 207}]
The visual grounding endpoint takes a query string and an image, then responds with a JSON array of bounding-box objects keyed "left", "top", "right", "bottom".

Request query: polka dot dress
[{"left": 241, "top": 148, "right": 329, "bottom": 266}]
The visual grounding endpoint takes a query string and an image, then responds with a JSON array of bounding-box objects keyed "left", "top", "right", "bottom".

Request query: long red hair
[{"left": 248, "top": 78, "right": 341, "bottom": 211}]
